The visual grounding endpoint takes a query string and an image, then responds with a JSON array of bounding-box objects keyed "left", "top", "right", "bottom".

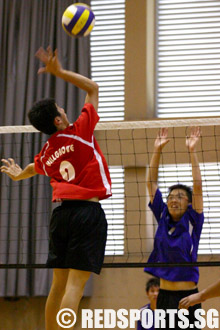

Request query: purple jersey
[
  {"left": 144, "top": 189, "right": 204, "bottom": 283},
  {"left": 137, "top": 304, "right": 154, "bottom": 330}
]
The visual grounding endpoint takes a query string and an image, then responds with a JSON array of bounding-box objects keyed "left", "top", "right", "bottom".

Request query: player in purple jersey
[
  {"left": 137, "top": 278, "right": 159, "bottom": 330},
  {"left": 145, "top": 127, "right": 204, "bottom": 330}
]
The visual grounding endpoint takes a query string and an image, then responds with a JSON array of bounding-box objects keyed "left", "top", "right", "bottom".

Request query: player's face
[
  {"left": 56, "top": 105, "right": 70, "bottom": 128},
  {"left": 167, "top": 189, "right": 189, "bottom": 221},
  {"left": 147, "top": 285, "right": 159, "bottom": 304}
]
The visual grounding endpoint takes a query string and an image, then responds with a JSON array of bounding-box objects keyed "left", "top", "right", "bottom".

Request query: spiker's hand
[{"left": 35, "top": 46, "right": 62, "bottom": 76}]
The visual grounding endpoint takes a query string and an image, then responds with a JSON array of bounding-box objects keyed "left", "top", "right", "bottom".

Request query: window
[
  {"left": 101, "top": 167, "right": 124, "bottom": 255},
  {"left": 156, "top": 0, "right": 220, "bottom": 118},
  {"left": 90, "top": 1, "right": 125, "bottom": 255},
  {"left": 90, "top": 0, "right": 125, "bottom": 121},
  {"left": 156, "top": 0, "right": 220, "bottom": 255}
]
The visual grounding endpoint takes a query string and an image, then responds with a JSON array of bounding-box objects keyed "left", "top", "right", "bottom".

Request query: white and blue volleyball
[{"left": 62, "top": 3, "right": 95, "bottom": 37}]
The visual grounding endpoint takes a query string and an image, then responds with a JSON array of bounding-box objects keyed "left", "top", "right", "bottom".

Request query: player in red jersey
[{"left": 1, "top": 46, "right": 112, "bottom": 329}]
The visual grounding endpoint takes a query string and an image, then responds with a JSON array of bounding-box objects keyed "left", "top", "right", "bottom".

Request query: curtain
[{"left": 0, "top": 0, "right": 91, "bottom": 296}]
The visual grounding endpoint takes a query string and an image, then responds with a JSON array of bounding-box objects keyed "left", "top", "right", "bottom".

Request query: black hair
[
  {"left": 146, "top": 278, "right": 160, "bottom": 292},
  {"left": 168, "top": 183, "right": 192, "bottom": 203},
  {"left": 28, "top": 98, "right": 61, "bottom": 135}
]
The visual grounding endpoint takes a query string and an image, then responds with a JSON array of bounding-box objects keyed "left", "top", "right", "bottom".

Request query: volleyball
[{"left": 62, "top": 3, "right": 95, "bottom": 38}]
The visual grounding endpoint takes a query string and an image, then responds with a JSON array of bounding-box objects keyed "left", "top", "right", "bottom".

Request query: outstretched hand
[
  {"left": 154, "top": 127, "right": 170, "bottom": 151},
  {"left": 1, "top": 158, "right": 22, "bottom": 181},
  {"left": 178, "top": 292, "right": 202, "bottom": 310},
  {"left": 35, "top": 46, "right": 62, "bottom": 76},
  {"left": 186, "top": 126, "right": 201, "bottom": 152}
]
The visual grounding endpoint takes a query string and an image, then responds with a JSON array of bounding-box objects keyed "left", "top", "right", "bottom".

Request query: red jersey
[{"left": 34, "top": 103, "right": 112, "bottom": 202}]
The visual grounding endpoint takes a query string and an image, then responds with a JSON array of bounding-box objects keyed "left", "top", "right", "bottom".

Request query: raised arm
[
  {"left": 186, "top": 127, "right": 203, "bottom": 213},
  {"left": 147, "top": 128, "right": 170, "bottom": 203},
  {"left": 1, "top": 159, "right": 37, "bottom": 181},
  {"left": 35, "top": 46, "right": 99, "bottom": 111},
  {"left": 179, "top": 279, "right": 220, "bottom": 309}
]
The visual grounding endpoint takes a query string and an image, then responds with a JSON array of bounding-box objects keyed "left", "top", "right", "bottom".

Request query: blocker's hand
[
  {"left": 35, "top": 46, "right": 62, "bottom": 76},
  {"left": 186, "top": 126, "right": 201, "bottom": 152},
  {"left": 154, "top": 127, "right": 170, "bottom": 151},
  {"left": 1, "top": 158, "right": 22, "bottom": 181}
]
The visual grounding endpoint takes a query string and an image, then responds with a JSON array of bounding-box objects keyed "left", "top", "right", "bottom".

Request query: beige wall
[{"left": 1, "top": 1, "right": 220, "bottom": 330}]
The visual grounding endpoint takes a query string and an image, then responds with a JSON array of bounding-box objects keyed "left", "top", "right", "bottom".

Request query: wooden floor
[{"left": 0, "top": 297, "right": 46, "bottom": 330}]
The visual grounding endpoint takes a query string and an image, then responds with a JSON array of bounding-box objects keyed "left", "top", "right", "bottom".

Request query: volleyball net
[{"left": 1, "top": 117, "right": 220, "bottom": 269}]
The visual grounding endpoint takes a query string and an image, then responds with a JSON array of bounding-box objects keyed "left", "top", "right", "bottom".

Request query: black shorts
[
  {"left": 46, "top": 200, "right": 107, "bottom": 274},
  {"left": 156, "top": 288, "right": 202, "bottom": 330}
]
